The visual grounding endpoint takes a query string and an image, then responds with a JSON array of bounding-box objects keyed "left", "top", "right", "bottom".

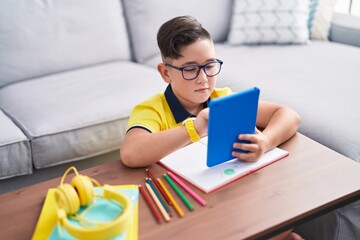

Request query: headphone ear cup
[
  {"left": 71, "top": 175, "right": 94, "bottom": 206},
  {"left": 56, "top": 183, "right": 80, "bottom": 215}
]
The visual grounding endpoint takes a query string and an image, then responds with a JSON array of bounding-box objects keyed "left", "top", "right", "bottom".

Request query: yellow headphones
[{"left": 55, "top": 166, "right": 132, "bottom": 240}]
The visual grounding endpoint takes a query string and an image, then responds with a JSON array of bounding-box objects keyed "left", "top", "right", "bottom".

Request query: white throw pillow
[
  {"left": 308, "top": 0, "right": 338, "bottom": 40},
  {"left": 228, "top": 0, "right": 309, "bottom": 45}
]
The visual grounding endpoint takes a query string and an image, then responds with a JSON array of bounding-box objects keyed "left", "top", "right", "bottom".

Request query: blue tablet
[{"left": 206, "top": 87, "right": 260, "bottom": 167}]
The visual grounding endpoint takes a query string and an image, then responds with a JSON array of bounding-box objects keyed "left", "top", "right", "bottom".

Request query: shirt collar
[{"left": 164, "top": 84, "right": 209, "bottom": 123}]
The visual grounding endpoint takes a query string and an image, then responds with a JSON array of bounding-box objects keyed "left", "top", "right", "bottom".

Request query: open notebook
[{"left": 159, "top": 137, "right": 288, "bottom": 193}]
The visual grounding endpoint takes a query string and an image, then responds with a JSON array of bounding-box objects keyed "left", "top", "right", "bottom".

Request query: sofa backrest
[
  {"left": 0, "top": 0, "right": 131, "bottom": 88},
  {"left": 122, "top": 0, "right": 233, "bottom": 63},
  {"left": 330, "top": 13, "right": 360, "bottom": 48}
]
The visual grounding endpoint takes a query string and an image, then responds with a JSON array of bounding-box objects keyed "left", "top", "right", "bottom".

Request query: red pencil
[
  {"left": 146, "top": 169, "right": 172, "bottom": 205},
  {"left": 138, "top": 184, "right": 162, "bottom": 223}
]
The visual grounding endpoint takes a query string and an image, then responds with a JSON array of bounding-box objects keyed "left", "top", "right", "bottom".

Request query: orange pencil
[
  {"left": 157, "top": 178, "right": 184, "bottom": 217},
  {"left": 138, "top": 185, "right": 162, "bottom": 223}
]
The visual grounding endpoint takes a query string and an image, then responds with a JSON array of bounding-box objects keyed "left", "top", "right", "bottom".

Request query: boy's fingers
[
  {"left": 239, "top": 134, "right": 257, "bottom": 143},
  {"left": 232, "top": 151, "right": 258, "bottom": 162},
  {"left": 233, "top": 142, "right": 251, "bottom": 150}
]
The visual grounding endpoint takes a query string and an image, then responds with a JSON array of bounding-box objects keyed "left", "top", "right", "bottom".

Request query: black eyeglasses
[{"left": 165, "top": 59, "right": 223, "bottom": 80}]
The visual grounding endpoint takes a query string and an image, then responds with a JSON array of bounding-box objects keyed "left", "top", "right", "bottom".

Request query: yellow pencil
[
  {"left": 157, "top": 177, "right": 184, "bottom": 217},
  {"left": 145, "top": 182, "right": 171, "bottom": 222}
]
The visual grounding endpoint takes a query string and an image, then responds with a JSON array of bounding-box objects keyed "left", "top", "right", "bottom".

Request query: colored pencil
[
  {"left": 164, "top": 174, "right": 194, "bottom": 211},
  {"left": 138, "top": 185, "right": 162, "bottom": 223},
  {"left": 146, "top": 178, "right": 172, "bottom": 216},
  {"left": 146, "top": 169, "right": 172, "bottom": 205},
  {"left": 145, "top": 182, "right": 171, "bottom": 222},
  {"left": 168, "top": 172, "right": 207, "bottom": 206},
  {"left": 157, "top": 177, "right": 184, "bottom": 217}
]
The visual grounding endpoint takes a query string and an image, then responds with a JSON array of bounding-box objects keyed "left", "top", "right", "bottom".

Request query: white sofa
[{"left": 0, "top": 0, "right": 359, "bottom": 238}]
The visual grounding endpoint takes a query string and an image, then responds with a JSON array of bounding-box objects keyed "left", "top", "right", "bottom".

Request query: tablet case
[{"left": 207, "top": 87, "right": 260, "bottom": 167}]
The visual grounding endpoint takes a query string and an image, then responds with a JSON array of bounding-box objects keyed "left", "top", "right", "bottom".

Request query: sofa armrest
[{"left": 329, "top": 13, "right": 360, "bottom": 47}]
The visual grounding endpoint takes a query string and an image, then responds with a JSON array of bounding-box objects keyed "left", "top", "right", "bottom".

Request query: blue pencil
[{"left": 146, "top": 178, "right": 172, "bottom": 216}]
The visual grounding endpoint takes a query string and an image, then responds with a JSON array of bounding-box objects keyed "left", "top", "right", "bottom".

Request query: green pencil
[{"left": 164, "top": 173, "right": 194, "bottom": 211}]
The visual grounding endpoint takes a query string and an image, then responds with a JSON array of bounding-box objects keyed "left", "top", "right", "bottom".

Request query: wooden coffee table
[{"left": 1, "top": 133, "right": 360, "bottom": 240}]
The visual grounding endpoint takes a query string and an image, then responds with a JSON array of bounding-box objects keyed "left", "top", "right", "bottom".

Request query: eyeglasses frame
[{"left": 164, "top": 59, "right": 223, "bottom": 80}]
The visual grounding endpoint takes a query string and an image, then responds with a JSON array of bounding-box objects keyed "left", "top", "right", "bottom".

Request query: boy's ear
[{"left": 157, "top": 63, "right": 171, "bottom": 83}]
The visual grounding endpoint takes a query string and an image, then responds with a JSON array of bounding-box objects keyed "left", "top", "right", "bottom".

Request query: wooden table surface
[{"left": 1, "top": 133, "right": 360, "bottom": 240}]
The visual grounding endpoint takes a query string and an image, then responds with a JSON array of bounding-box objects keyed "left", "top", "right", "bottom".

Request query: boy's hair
[{"left": 157, "top": 15, "right": 211, "bottom": 62}]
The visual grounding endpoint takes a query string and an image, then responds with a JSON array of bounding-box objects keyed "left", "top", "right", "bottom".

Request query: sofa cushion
[
  {"left": 308, "top": 0, "right": 338, "bottom": 40},
  {"left": 0, "top": 110, "right": 32, "bottom": 179},
  {"left": 122, "top": 0, "right": 233, "bottom": 63},
  {"left": 0, "top": 61, "right": 166, "bottom": 169},
  {"left": 0, "top": 0, "right": 131, "bottom": 87},
  {"left": 228, "top": 0, "right": 309, "bottom": 45},
  {"left": 212, "top": 41, "right": 360, "bottom": 163}
]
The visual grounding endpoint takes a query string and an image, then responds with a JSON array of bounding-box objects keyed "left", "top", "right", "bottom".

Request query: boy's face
[{"left": 163, "top": 39, "right": 217, "bottom": 109}]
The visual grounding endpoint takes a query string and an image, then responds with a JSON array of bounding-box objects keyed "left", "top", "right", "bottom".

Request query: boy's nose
[{"left": 196, "top": 68, "right": 208, "bottom": 83}]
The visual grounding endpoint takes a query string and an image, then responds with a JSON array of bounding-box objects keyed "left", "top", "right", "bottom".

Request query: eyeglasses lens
[{"left": 182, "top": 62, "right": 221, "bottom": 80}]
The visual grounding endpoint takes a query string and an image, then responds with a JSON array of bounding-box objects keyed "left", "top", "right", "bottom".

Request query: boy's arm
[
  {"left": 256, "top": 100, "right": 301, "bottom": 149},
  {"left": 120, "top": 109, "right": 209, "bottom": 167},
  {"left": 120, "top": 126, "right": 190, "bottom": 167}
]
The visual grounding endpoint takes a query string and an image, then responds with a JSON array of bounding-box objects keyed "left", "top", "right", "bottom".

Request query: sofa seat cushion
[
  {"left": 0, "top": 110, "right": 32, "bottom": 179},
  {"left": 145, "top": 41, "right": 360, "bottom": 163},
  {"left": 214, "top": 41, "right": 360, "bottom": 163},
  {"left": 0, "top": 61, "right": 166, "bottom": 169}
]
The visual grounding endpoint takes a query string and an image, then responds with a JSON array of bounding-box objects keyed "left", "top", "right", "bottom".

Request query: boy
[
  {"left": 120, "top": 15, "right": 300, "bottom": 168},
  {"left": 120, "top": 15, "right": 302, "bottom": 240}
]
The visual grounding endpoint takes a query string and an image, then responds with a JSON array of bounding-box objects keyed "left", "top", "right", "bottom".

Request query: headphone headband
[{"left": 56, "top": 167, "right": 132, "bottom": 240}]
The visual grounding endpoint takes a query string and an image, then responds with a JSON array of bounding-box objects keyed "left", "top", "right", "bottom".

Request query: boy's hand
[
  {"left": 231, "top": 128, "right": 270, "bottom": 162},
  {"left": 194, "top": 108, "right": 209, "bottom": 138}
]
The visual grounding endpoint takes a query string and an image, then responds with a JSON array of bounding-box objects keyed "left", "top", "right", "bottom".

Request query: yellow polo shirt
[{"left": 127, "top": 85, "right": 232, "bottom": 133}]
